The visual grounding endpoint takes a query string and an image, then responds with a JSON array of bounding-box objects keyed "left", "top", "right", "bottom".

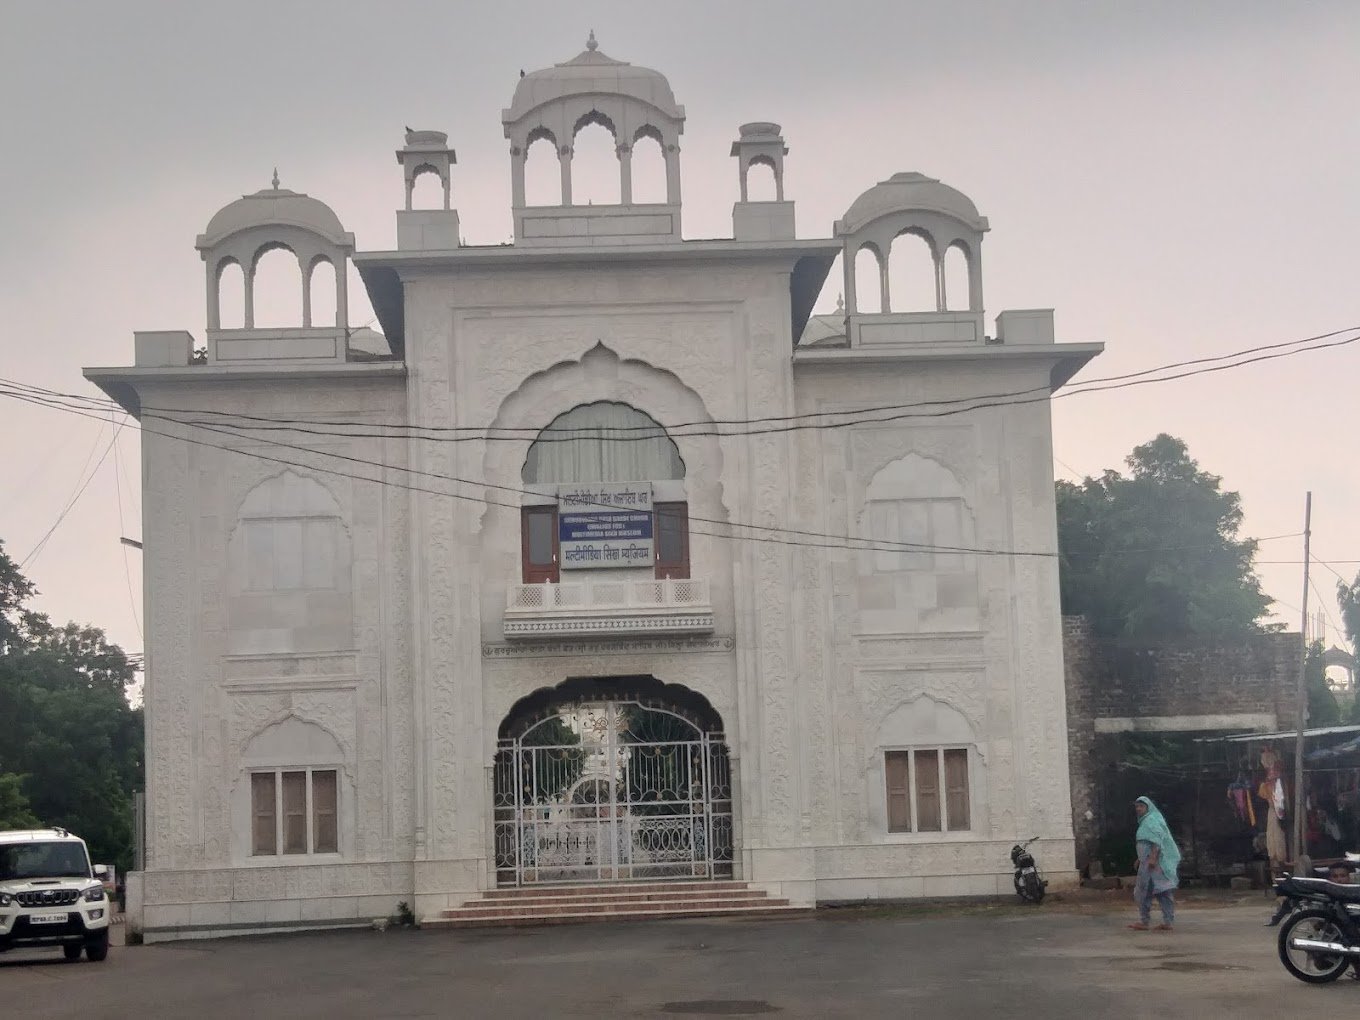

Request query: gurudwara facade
[{"left": 88, "top": 36, "right": 1101, "bottom": 941}]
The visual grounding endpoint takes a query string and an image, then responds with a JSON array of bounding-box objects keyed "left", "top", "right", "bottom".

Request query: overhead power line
[
  {"left": 3, "top": 325, "right": 1356, "bottom": 444},
  {"left": 19, "top": 420, "right": 125, "bottom": 570},
  {"left": 0, "top": 382, "right": 1317, "bottom": 563}
]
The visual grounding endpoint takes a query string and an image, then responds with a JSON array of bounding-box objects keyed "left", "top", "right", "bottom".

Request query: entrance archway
[{"left": 493, "top": 676, "right": 733, "bottom": 886}]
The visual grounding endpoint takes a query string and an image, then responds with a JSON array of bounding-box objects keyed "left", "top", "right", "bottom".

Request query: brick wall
[{"left": 1063, "top": 617, "right": 1302, "bottom": 869}]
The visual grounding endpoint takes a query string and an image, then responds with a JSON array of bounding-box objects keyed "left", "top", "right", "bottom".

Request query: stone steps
[{"left": 423, "top": 880, "right": 804, "bottom": 929}]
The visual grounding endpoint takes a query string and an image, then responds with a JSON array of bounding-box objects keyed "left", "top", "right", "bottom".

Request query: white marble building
[{"left": 87, "top": 36, "right": 1100, "bottom": 941}]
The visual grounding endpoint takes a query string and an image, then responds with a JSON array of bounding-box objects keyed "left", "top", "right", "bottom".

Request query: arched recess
[
  {"left": 943, "top": 243, "right": 971, "bottom": 312},
  {"left": 483, "top": 342, "right": 727, "bottom": 592},
  {"left": 524, "top": 131, "right": 560, "bottom": 206},
  {"left": 888, "top": 230, "right": 938, "bottom": 312},
  {"left": 308, "top": 256, "right": 337, "bottom": 328},
  {"left": 217, "top": 259, "right": 245, "bottom": 329},
  {"left": 521, "top": 401, "right": 685, "bottom": 484},
  {"left": 232, "top": 714, "right": 353, "bottom": 861},
  {"left": 745, "top": 157, "right": 778, "bottom": 202},
  {"left": 856, "top": 452, "right": 979, "bottom": 634},
  {"left": 481, "top": 342, "right": 726, "bottom": 529},
  {"left": 631, "top": 129, "right": 667, "bottom": 203},
  {"left": 251, "top": 244, "right": 303, "bottom": 327},
  {"left": 854, "top": 244, "right": 884, "bottom": 314},
  {"left": 571, "top": 112, "right": 620, "bottom": 205},
  {"left": 410, "top": 165, "right": 444, "bottom": 210},
  {"left": 868, "top": 694, "right": 984, "bottom": 836},
  {"left": 492, "top": 675, "right": 732, "bottom": 886},
  {"left": 227, "top": 470, "right": 353, "bottom": 654}
]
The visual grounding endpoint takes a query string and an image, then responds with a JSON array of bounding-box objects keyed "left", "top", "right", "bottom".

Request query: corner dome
[
  {"left": 837, "top": 172, "right": 989, "bottom": 236},
  {"left": 503, "top": 32, "right": 684, "bottom": 125},
  {"left": 197, "top": 184, "right": 351, "bottom": 250}
]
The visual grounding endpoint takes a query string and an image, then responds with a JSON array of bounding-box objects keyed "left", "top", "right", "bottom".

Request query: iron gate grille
[{"left": 493, "top": 700, "right": 733, "bottom": 886}]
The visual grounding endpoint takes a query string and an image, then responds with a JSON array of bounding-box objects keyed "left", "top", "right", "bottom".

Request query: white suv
[{"left": 0, "top": 828, "right": 111, "bottom": 962}]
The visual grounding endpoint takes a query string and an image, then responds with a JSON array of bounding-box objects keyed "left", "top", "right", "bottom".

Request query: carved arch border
[{"left": 479, "top": 341, "right": 729, "bottom": 530}]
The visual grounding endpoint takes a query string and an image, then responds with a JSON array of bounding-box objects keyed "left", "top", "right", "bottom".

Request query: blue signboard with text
[{"left": 558, "top": 483, "right": 654, "bottom": 569}]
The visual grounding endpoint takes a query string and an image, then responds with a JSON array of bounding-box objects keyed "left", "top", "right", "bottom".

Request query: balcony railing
[{"left": 504, "top": 577, "right": 714, "bottom": 639}]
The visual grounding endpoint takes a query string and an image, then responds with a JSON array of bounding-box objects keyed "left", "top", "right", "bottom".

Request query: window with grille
[
  {"left": 250, "top": 768, "right": 340, "bottom": 856},
  {"left": 884, "top": 748, "right": 970, "bottom": 833}
]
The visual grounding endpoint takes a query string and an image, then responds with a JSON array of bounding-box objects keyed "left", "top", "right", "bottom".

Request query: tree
[
  {"left": 0, "top": 539, "right": 143, "bottom": 871},
  {"left": 0, "top": 772, "right": 39, "bottom": 829},
  {"left": 1339, "top": 573, "right": 1360, "bottom": 655},
  {"left": 1305, "top": 640, "right": 1341, "bottom": 727},
  {"left": 1056, "top": 434, "right": 1272, "bottom": 642},
  {"left": 1338, "top": 574, "right": 1360, "bottom": 723}
]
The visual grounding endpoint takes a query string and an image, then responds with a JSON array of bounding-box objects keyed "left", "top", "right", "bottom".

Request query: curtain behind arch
[{"left": 522, "top": 401, "right": 685, "bottom": 483}]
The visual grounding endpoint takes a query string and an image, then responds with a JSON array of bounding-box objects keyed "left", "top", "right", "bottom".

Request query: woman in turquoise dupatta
[{"left": 1129, "top": 796, "right": 1181, "bottom": 931}]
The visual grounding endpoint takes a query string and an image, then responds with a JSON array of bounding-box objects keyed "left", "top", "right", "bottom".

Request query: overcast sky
[{"left": 2, "top": 1, "right": 1358, "bottom": 670}]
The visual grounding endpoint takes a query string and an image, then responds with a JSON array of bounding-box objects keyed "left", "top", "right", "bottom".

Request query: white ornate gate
[{"left": 493, "top": 700, "right": 733, "bottom": 885}]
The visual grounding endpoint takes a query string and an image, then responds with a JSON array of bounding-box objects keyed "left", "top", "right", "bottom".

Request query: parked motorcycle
[
  {"left": 1011, "top": 837, "right": 1047, "bottom": 904},
  {"left": 1273, "top": 875, "right": 1360, "bottom": 983}
]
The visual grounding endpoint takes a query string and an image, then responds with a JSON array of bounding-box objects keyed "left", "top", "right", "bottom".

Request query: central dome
[{"left": 503, "top": 32, "right": 684, "bottom": 125}]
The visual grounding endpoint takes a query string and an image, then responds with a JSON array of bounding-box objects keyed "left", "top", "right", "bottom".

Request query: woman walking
[{"left": 1129, "top": 796, "right": 1180, "bottom": 931}]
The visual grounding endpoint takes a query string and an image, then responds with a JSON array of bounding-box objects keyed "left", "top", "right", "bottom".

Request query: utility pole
[{"left": 1293, "top": 492, "right": 1312, "bottom": 866}]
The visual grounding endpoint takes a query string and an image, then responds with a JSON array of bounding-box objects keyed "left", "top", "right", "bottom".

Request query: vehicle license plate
[{"left": 29, "top": 912, "right": 68, "bottom": 924}]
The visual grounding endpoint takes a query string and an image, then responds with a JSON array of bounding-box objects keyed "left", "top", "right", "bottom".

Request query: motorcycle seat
[
  {"left": 1288, "top": 876, "right": 1360, "bottom": 902},
  {"left": 1327, "top": 881, "right": 1360, "bottom": 903}
]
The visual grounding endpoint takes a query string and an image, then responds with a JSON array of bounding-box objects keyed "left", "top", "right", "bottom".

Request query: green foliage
[
  {"left": 0, "top": 539, "right": 143, "bottom": 872},
  {"left": 1339, "top": 573, "right": 1360, "bottom": 654},
  {"left": 0, "top": 772, "right": 40, "bottom": 829},
  {"left": 1305, "top": 640, "right": 1341, "bottom": 727},
  {"left": 1056, "top": 434, "right": 1272, "bottom": 642}
]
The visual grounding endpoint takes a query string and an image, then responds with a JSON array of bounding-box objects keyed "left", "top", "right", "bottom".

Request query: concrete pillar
[
  {"left": 559, "top": 146, "right": 573, "bottom": 206},
  {"left": 665, "top": 145, "right": 681, "bottom": 205},
  {"left": 301, "top": 257, "right": 313, "bottom": 327},
  {"left": 510, "top": 148, "right": 526, "bottom": 208},
  {"left": 335, "top": 260, "right": 348, "bottom": 330},
  {"left": 205, "top": 262, "right": 220, "bottom": 330},
  {"left": 618, "top": 144, "right": 633, "bottom": 204},
  {"left": 842, "top": 244, "right": 857, "bottom": 316},
  {"left": 968, "top": 251, "right": 985, "bottom": 313}
]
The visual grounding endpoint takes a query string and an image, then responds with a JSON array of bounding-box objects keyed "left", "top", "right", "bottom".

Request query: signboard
[{"left": 559, "top": 483, "right": 653, "bottom": 569}]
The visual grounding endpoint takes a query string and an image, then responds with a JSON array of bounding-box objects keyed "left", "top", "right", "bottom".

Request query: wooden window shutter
[
  {"left": 521, "top": 506, "right": 559, "bottom": 584},
  {"left": 654, "top": 501, "right": 690, "bottom": 579},
  {"left": 281, "top": 771, "right": 308, "bottom": 854},
  {"left": 885, "top": 751, "right": 911, "bottom": 833},
  {"left": 312, "top": 770, "right": 339, "bottom": 853},
  {"left": 251, "top": 773, "right": 277, "bottom": 856},
  {"left": 944, "top": 749, "right": 970, "bottom": 831},
  {"left": 914, "top": 750, "right": 942, "bottom": 832}
]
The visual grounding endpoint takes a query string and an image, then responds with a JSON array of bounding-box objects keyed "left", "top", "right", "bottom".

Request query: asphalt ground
[{"left": 1, "top": 894, "right": 1354, "bottom": 1018}]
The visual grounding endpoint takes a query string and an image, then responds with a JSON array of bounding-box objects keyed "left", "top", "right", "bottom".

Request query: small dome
[
  {"left": 837, "top": 172, "right": 988, "bottom": 236},
  {"left": 197, "top": 184, "right": 351, "bottom": 250},
  {"left": 504, "top": 32, "right": 684, "bottom": 125}
]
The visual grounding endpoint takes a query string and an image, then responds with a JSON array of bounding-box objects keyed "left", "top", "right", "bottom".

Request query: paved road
[{"left": 1, "top": 901, "right": 1354, "bottom": 1017}]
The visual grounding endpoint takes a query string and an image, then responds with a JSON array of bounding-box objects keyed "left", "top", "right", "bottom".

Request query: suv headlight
[
  {"left": 0, "top": 892, "right": 11, "bottom": 906},
  {"left": 84, "top": 885, "right": 105, "bottom": 902}
]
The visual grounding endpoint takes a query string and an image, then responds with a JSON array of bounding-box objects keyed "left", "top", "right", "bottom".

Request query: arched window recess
[{"left": 519, "top": 402, "right": 689, "bottom": 584}]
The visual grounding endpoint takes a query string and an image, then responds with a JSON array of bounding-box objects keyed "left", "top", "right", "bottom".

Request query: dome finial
[
  {"left": 271, "top": 167, "right": 280, "bottom": 190},
  {"left": 586, "top": 29, "right": 598, "bottom": 51},
  {"left": 836, "top": 293, "right": 844, "bottom": 313}
]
